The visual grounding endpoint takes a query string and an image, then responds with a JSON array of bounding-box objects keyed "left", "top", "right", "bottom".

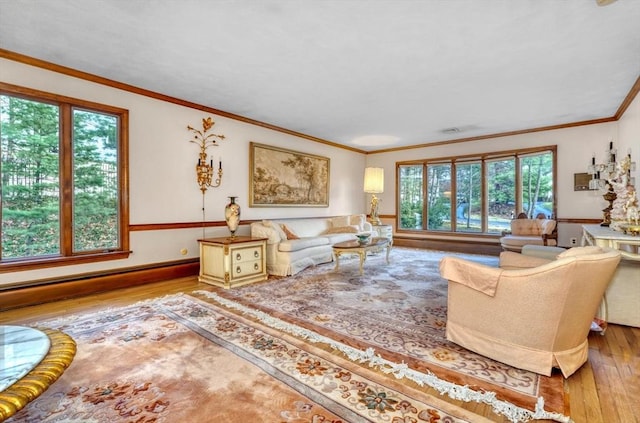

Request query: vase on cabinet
[{"left": 225, "top": 196, "right": 241, "bottom": 238}]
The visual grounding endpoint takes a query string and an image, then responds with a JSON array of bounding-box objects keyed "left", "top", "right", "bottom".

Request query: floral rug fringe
[{"left": 195, "top": 290, "right": 572, "bottom": 423}]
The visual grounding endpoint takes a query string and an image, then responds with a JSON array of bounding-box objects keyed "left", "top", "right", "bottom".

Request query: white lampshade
[{"left": 364, "top": 167, "right": 384, "bottom": 193}]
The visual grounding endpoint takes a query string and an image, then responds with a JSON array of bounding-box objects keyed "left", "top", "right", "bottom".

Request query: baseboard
[
  {"left": 0, "top": 259, "right": 199, "bottom": 311},
  {"left": 393, "top": 237, "right": 502, "bottom": 256}
]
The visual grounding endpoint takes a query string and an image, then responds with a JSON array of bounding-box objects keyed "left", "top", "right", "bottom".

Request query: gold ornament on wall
[{"left": 188, "top": 117, "right": 225, "bottom": 193}]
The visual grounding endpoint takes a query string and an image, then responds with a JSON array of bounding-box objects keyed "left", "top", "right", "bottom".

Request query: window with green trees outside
[
  {"left": 0, "top": 85, "right": 129, "bottom": 270},
  {"left": 398, "top": 147, "right": 555, "bottom": 235}
]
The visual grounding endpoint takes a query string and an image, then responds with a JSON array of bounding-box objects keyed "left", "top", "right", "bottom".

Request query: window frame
[
  {"left": 396, "top": 145, "right": 557, "bottom": 237},
  {"left": 0, "top": 82, "right": 130, "bottom": 272}
]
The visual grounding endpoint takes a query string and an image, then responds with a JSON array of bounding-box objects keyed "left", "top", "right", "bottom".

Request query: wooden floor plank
[
  {"left": 580, "top": 360, "right": 605, "bottom": 423},
  {"left": 589, "top": 351, "right": 622, "bottom": 423}
]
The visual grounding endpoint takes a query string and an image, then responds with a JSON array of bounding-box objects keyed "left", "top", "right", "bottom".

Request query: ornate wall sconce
[{"left": 188, "top": 117, "right": 225, "bottom": 193}]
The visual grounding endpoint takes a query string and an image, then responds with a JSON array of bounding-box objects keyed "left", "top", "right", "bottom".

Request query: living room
[
  {"left": 0, "top": 1, "right": 639, "bottom": 422},
  {"left": 1, "top": 17, "right": 639, "bottom": 294}
]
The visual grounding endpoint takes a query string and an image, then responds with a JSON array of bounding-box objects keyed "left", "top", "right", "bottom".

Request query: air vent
[{"left": 441, "top": 127, "right": 460, "bottom": 134}]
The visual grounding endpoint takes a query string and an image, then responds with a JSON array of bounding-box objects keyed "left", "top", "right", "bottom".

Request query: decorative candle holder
[{"left": 188, "top": 117, "right": 225, "bottom": 193}]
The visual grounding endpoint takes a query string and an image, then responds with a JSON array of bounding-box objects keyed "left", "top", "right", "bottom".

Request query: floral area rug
[
  {"left": 205, "top": 247, "right": 570, "bottom": 423},
  {"left": 7, "top": 293, "right": 492, "bottom": 423}
]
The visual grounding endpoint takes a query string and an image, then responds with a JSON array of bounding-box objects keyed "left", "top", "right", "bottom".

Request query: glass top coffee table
[{"left": 332, "top": 237, "right": 390, "bottom": 275}]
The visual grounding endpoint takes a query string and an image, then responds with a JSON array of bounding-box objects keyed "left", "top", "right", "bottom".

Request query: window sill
[{"left": 0, "top": 250, "right": 132, "bottom": 273}]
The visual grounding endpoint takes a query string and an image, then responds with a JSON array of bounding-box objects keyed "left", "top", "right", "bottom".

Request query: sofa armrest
[
  {"left": 542, "top": 232, "right": 558, "bottom": 245},
  {"left": 250, "top": 223, "right": 281, "bottom": 244}
]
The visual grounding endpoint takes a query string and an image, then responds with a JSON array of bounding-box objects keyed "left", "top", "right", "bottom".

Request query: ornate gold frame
[{"left": 249, "top": 142, "right": 330, "bottom": 207}]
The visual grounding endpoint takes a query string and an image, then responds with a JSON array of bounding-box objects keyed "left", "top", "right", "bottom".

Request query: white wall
[{"left": 0, "top": 58, "right": 366, "bottom": 285}]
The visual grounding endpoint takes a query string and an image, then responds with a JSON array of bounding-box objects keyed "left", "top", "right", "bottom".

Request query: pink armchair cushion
[{"left": 510, "top": 218, "right": 556, "bottom": 236}]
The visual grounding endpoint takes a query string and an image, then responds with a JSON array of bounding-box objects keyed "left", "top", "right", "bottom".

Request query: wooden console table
[
  {"left": 198, "top": 236, "right": 267, "bottom": 289},
  {"left": 581, "top": 225, "right": 640, "bottom": 328}
]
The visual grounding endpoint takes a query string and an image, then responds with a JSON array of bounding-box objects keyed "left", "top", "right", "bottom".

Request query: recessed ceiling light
[{"left": 351, "top": 135, "right": 400, "bottom": 146}]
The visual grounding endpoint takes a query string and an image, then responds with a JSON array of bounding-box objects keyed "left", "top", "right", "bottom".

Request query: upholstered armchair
[
  {"left": 499, "top": 213, "right": 557, "bottom": 252},
  {"left": 439, "top": 246, "right": 620, "bottom": 377}
]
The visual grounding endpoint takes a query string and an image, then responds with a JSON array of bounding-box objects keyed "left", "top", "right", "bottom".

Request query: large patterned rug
[
  {"left": 202, "top": 247, "right": 570, "bottom": 423},
  {"left": 8, "top": 293, "right": 491, "bottom": 422}
]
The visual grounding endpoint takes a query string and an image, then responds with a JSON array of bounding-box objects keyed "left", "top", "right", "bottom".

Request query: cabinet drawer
[
  {"left": 230, "top": 259, "right": 263, "bottom": 279},
  {"left": 198, "top": 236, "right": 267, "bottom": 289},
  {"left": 231, "top": 246, "right": 262, "bottom": 264}
]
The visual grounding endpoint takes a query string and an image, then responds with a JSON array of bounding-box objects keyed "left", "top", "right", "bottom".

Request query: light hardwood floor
[{"left": 1, "top": 277, "right": 638, "bottom": 423}]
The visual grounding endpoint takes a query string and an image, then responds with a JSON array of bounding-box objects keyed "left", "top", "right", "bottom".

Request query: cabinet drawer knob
[
  {"left": 236, "top": 253, "right": 242, "bottom": 260},
  {"left": 254, "top": 263, "right": 259, "bottom": 270},
  {"left": 236, "top": 266, "right": 241, "bottom": 274},
  {"left": 254, "top": 250, "right": 259, "bottom": 258}
]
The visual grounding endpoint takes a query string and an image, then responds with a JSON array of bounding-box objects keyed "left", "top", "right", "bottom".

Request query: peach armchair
[
  {"left": 499, "top": 213, "right": 557, "bottom": 252},
  {"left": 439, "top": 246, "right": 620, "bottom": 377}
]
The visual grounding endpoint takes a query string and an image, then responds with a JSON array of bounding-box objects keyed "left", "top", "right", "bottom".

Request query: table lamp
[{"left": 364, "top": 167, "right": 384, "bottom": 225}]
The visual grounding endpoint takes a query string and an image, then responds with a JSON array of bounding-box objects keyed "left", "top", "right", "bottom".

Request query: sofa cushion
[
  {"left": 331, "top": 216, "right": 350, "bottom": 227},
  {"left": 323, "top": 225, "right": 359, "bottom": 234},
  {"left": 278, "top": 237, "right": 330, "bottom": 252},
  {"left": 510, "top": 218, "right": 556, "bottom": 236},
  {"left": 500, "top": 235, "right": 555, "bottom": 248},
  {"left": 280, "top": 218, "right": 332, "bottom": 238},
  {"left": 281, "top": 224, "right": 300, "bottom": 240},
  {"left": 251, "top": 222, "right": 282, "bottom": 243},
  {"left": 324, "top": 233, "right": 358, "bottom": 244},
  {"left": 349, "top": 214, "right": 367, "bottom": 231},
  {"left": 262, "top": 220, "right": 287, "bottom": 241}
]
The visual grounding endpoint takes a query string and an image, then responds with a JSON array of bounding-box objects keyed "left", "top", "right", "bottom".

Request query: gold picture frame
[{"left": 249, "top": 142, "right": 330, "bottom": 207}]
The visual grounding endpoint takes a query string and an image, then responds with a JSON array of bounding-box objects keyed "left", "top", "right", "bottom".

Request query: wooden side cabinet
[{"left": 198, "top": 236, "right": 267, "bottom": 289}]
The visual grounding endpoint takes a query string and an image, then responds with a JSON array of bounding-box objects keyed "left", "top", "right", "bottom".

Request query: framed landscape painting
[{"left": 249, "top": 142, "right": 330, "bottom": 207}]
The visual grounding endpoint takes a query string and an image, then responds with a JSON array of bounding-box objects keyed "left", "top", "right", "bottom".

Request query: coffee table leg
[
  {"left": 385, "top": 243, "right": 390, "bottom": 263},
  {"left": 334, "top": 251, "right": 340, "bottom": 271},
  {"left": 358, "top": 250, "right": 366, "bottom": 275}
]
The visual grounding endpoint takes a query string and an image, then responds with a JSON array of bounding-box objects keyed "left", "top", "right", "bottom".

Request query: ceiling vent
[{"left": 441, "top": 127, "right": 461, "bottom": 134}]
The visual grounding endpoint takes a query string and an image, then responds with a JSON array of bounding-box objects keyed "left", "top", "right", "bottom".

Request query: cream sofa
[
  {"left": 250, "top": 214, "right": 373, "bottom": 276},
  {"left": 439, "top": 246, "right": 620, "bottom": 377}
]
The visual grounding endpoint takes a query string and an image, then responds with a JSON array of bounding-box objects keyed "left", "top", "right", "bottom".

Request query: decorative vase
[{"left": 224, "top": 196, "right": 241, "bottom": 238}]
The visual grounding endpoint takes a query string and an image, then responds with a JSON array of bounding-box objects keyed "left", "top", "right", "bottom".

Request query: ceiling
[{"left": 1, "top": 0, "right": 639, "bottom": 153}]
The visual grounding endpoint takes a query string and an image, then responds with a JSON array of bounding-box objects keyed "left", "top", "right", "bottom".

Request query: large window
[
  {"left": 398, "top": 147, "right": 555, "bottom": 235},
  {"left": 0, "top": 84, "right": 129, "bottom": 270}
]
